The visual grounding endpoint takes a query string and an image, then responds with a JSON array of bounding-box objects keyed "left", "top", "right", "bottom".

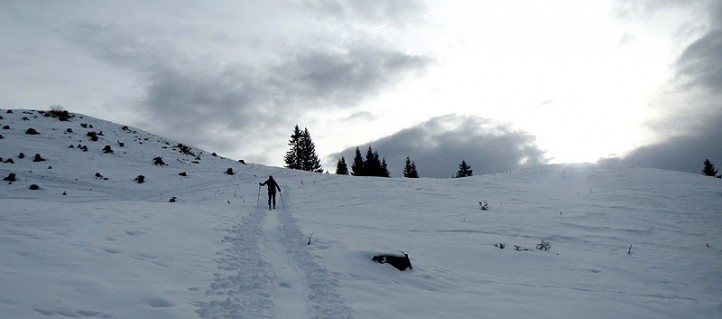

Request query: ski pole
[
  {"left": 280, "top": 191, "right": 285, "bottom": 208},
  {"left": 256, "top": 185, "right": 261, "bottom": 206}
]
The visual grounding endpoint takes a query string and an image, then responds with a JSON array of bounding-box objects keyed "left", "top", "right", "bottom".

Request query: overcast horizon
[{"left": 2, "top": 0, "right": 720, "bottom": 177}]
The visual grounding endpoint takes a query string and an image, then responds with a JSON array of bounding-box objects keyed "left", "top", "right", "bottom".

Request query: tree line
[
  {"left": 283, "top": 125, "right": 474, "bottom": 178},
  {"left": 285, "top": 125, "right": 721, "bottom": 179}
]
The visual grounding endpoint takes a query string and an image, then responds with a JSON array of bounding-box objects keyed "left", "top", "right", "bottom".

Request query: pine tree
[
  {"left": 284, "top": 125, "right": 322, "bottom": 172},
  {"left": 284, "top": 125, "right": 303, "bottom": 169},
  {"left": 300, "top": 128, "right": 323, "bottom": 173},
  {"left": 403, "top": 156, "right": 419, "bottom": 178},
  {"left": 351, "top": 146, "right": 389, "bottom": 177},
  {"left": 365, "top": 147, "right": 381, "bottom": 176},
  {"left": 381, "top": 158, "right": 390, "bottom": 178},
  {"left": 703, "top": 159, "right": 718, "bottom": 177},
  {"left": 336, "top": 156, "right": 349, "bottom": 175},
  {"left": 351, "top": 147, "right": 365, "bottom": 176},
  {"left": 455, "top": 160, "right": 473, "bottom": 178}
]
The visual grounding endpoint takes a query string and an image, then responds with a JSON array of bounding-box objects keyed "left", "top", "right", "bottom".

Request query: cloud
[
  {"left": 610, "top": 1, "right": 722, "bottom": 173},
  {"left": 326, "top": 114, "right": 547, "bottom": 178},
  {"left": 675, "top": 5, "right": 722, "bottom": 92},
  {"left": 618, "top": 32, "right": 637, "bottom": 46},
  {"left": 301, "top": 0, "right": 426, "bottom": 26},
  {"left": 613, "top": 0, "right": 695, "bottom": 20},
  {"left": 272, "top": 44, "right": 431, "bottom": 106},
  {"left": 344, "top": 111, "right": 378, "bottom": 122},
  {"left": 65, "top": 19, "right": 431, "bottom": 164},
  {"left": 603, "top": 112, "right": 722, "bottom": 173}
]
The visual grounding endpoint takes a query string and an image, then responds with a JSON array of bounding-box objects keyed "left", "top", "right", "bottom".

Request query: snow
[{"left": 1, "top": 109, "right": 721, "bottom": 318}]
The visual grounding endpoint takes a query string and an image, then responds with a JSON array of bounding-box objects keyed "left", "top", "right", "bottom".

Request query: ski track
[{"left": 198, "top": 188, "right": 353, "bottom": 319}]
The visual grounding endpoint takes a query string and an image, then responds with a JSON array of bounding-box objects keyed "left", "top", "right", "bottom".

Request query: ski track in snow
[{"left": 198, "top": 188, "right": 353, "bottom": 319}]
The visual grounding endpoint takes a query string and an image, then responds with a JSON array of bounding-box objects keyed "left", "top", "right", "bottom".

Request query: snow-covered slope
[{"left": 1, "top": 109, "right": 721, "bottom": 318}]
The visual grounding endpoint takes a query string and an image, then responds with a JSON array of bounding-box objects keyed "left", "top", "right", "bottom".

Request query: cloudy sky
[{"left": 2, "top": 0, "right": 720, "bottom": 177}]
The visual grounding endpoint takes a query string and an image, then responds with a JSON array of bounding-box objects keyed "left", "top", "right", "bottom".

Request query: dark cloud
[
  {"left": 327, "top": 114, "right": 547, "bottom": 178},
  {"left": 611, "top": 1, "right": 722, "bottom": 174},
  {"left": 601, "top": 109, "right": 722, "bottom": 174},
  {"left": 66, "top": 21, "right": 431, "bottom": 164},
  {"left": 675, "top": 4, "right": 722, "bottom": 91},
  {"left": 274, "top": 45, "right": 431, "bottom": 105}
]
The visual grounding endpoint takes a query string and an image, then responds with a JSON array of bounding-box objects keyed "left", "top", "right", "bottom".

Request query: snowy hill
[{"left": 1, "top": 109, "right": 721, "bottom": 319}]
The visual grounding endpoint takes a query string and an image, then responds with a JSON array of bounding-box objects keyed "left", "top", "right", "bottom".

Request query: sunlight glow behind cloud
[{"left": 0, "top": 0, "right": 718, "bottom": 174}]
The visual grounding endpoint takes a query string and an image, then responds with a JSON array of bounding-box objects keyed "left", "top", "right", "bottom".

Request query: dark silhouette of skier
[{"left": 259, "top": 176, "right": 281, "bottom": 209}]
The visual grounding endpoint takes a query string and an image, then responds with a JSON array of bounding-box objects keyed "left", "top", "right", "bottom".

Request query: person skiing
[{"left": 259, "top": 176, "right": 281, "bottom": 209}]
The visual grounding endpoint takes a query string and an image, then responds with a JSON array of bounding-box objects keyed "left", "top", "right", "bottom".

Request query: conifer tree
[
  {"left": 381, "top": 158, "right": 390, "bottom": 178},
  {"left": 284, "top": 125, "right": 303, "bottom": 169},
  {"left": 403, "top": 156, "right": 419, "bottom": 178},
  {"left": 351, "top": 146, "right": 389, "bottom": 177},
  {"left": 300, "top": 128, "right": 323, "bottom": 172},
  {"left": 284, "top": 125, "right": 322, "bottom": 172},
  {"left": 351, "top": 147, "right": 365, "bottom": 176},
  {"left": 703, "top": 159, "right": 718, "bottom": 177},
  {"left": 455, "top": 160, "right": 473, "bottom": 178},
  {"left": 365, "top": 146, "right": 381, "bottom": 176},
  {"left": 336, "top": 156, "right": 349, "bottom": 175}
]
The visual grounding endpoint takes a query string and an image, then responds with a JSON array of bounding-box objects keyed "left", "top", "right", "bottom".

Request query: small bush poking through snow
[
  {"left": 3, "top": 173, "right": 16, "bottom": 184},
  {"left": 479, "top": 200, "right": 489, "bottom": 210},
  {"left": 25, "top": 128, "right": 39, "bottom": 135},
  {"left": 134, "top": 175, "right": 145, "bottom": 184},
  {"left": 33, "top": 154, "right": 46, "bottom": 162},
  {"left": 536, "top": 240, "right": 551, "bottom": 251},
  {"left": 29, "top": 184, "right": 40, "bottom": 190},
  {"left": 87, "top": 131, "right": 99, "bottom": 141},
  {"left": 153, "top": 157, "right": 166, "bottom": 166},
  {"left": 102, "top": 145, "right": 113, "bottom": 154},
  {"left": 176, "top": 144, "right": 195, "bottom": 156},
  {"left": 45, "top": 106, "right": 73, "bottom": 121},
  {"left": 225, "top": 168, "right": 234, "bottom": 175}
]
